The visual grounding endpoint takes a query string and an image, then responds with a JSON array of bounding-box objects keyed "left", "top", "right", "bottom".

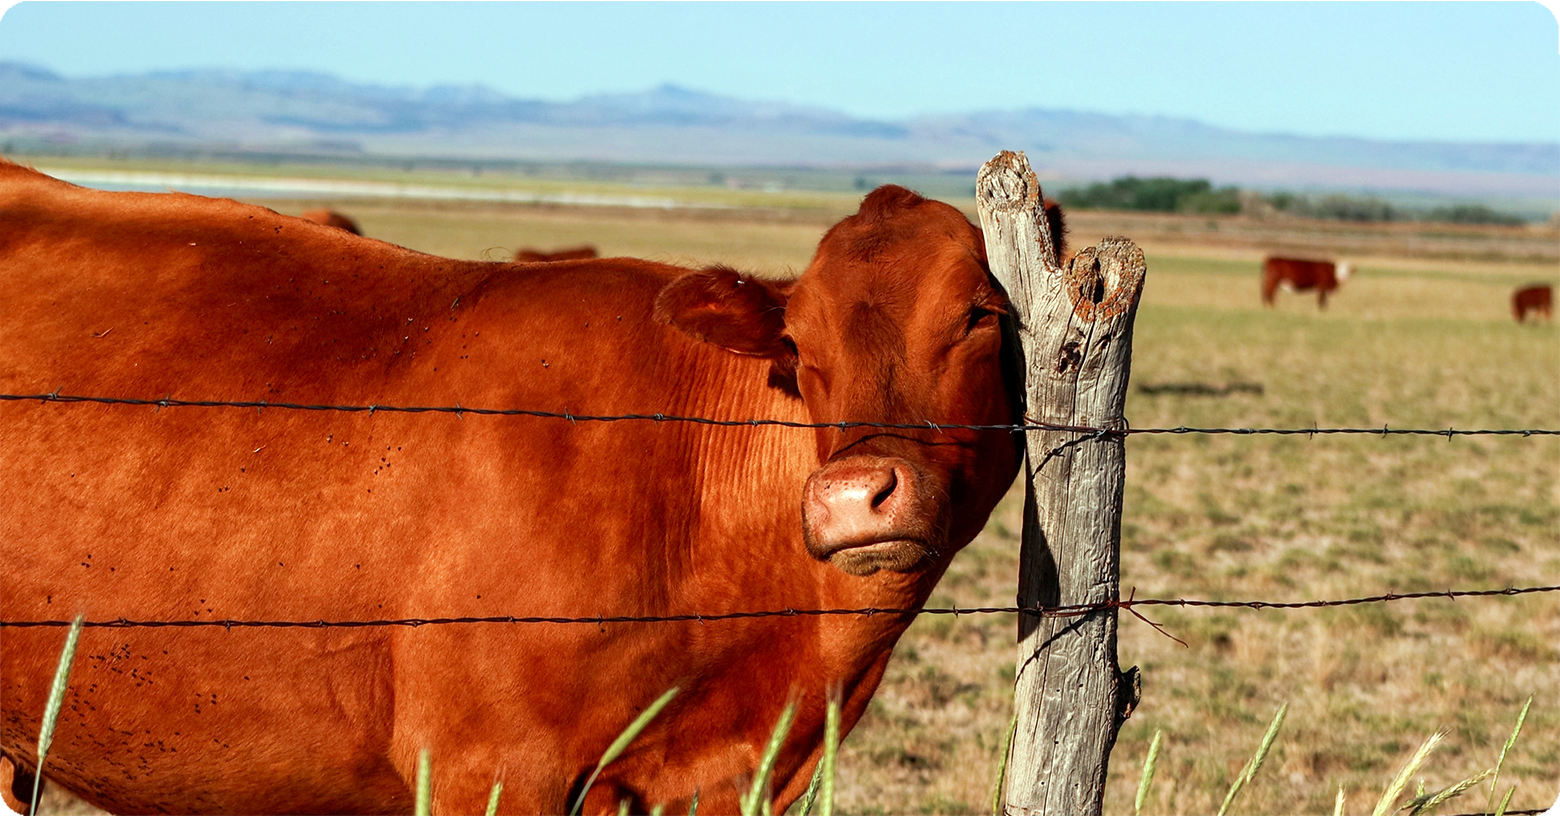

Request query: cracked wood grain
[{"left": 976, "top": 150, "right": 1146, "bottom": 816}]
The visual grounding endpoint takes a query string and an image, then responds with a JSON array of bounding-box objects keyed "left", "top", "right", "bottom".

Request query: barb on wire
[
  {"left": 1114, "top": 587, "right": 1188, "bottom": 648},
  {"left": 2, "top": 585, "right": 1553, "bottom": 631},
  {"left": 3, "top": 392, "right": 1557, "bottom": 438},
  {"left": 1033, "top": 416, "right": 1130, "bottom": 470}
]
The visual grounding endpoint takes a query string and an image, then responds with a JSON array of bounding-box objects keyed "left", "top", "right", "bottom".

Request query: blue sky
[{"left": 0, "top": 1, "right": 1556, "bottom": 144}]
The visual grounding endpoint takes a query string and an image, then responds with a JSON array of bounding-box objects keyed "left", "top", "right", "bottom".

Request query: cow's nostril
[{"left": 871, "top": 468, "right": 898, "bottom": 510}]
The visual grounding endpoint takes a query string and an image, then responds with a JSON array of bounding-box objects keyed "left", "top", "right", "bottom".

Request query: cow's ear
[
  {"left": 1042, "top": 198, "right": 1069, "bottom": 263},
  {"left": 653, "top": 266, "right": 792, "bottom": 359}
]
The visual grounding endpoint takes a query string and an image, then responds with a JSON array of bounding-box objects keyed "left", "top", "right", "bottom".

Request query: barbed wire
[
  {"left": 3, "top": 585, "right": 1553, "bottom": 631},
  {"left": 4, "top": 392, "right": 1557, "bottom": 438}
]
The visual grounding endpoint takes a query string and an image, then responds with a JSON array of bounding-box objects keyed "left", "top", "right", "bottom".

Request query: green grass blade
[
  {"left": 485, "top": 781, "right": 503, "bottom": 816},
  {"left": 1372, "top": 731, "right": 1444, "bottom": 816},
  {"left": 617, "top": 798, "right": 630, "bottom": 816},
  {"left": 650, "top": 804, "right": 664, "bottom": 816},
  {"left": 819, "top": 695, "right": 840, "bottom": 816},
  {"left": 571, "top": 686, "right": 680, "bottom": 816},
  {"left": 990, "top": 708, "right": 1019, "bottom": 816},
  {"left": 1487, "top": 696, "right": 1531, "bottom": 815},
  {"left": 741, "top": 701, "right": 797, "bottom": 816},
  {"left": 415, "top": 748, "right": 432, "bottom": 816},
  {"left": 602, "top": 686, "right": 681, "bottom": 768},
  {"left": 1492, "top": 784, "right": 1515, "bottom": 816},
  {"left": 1216, "top": 702, "right": 1287, "bottom": 816},
  {"left": 796, "top": 755, "right": 824, "bottom": 816},
  {"left": 688, "top": 789, "right": 700, "bottom": 816},
  {"left": 30, "top": 614, "right": 83, "bottom": 815},
  {"left": 1135, "top": 729, "right": 1163, "bottom": 816}
]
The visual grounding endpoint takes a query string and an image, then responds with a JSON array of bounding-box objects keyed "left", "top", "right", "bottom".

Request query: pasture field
[{"left": 35, "top": 191, "right": 1559, "bottom": 816}]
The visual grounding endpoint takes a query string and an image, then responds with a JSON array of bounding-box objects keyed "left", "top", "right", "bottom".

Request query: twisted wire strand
[
  {"left": 3, "top": 585, "right": 1553, "bottom": 630},
  {"left": 4, "top": 392, "right": 1557, "bottom": 438}
]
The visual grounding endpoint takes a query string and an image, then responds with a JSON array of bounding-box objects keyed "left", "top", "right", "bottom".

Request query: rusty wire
[
  {"left": 3, "top": 392, "right": 1558, "bottom": 438},
  {"left": 2, "top": 585, "right": 1553, "bottom": 631}
]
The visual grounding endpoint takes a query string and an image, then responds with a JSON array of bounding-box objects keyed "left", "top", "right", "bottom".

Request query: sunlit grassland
[
  {"left": 33, "top": 193, "right": 1559, "bottom": 815},
  {"left": 842, "top": 259, "right": 1558, "bottom": 814},
  {"left": 261, "top": 197, "right": 834, "bottom": 279},
  {"left": 1113, "top": 300, "right": 1555, "bottom": 815}
]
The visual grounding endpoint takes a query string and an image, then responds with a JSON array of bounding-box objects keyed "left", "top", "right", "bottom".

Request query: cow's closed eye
[{"left": 965, "top": 306, "right": 1001, "bottom": 335}]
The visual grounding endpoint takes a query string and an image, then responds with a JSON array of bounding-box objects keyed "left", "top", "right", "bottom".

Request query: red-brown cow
[
  {"left": 515, "top": 245, "right": 599, "bottom": 263},
  {"left": 1512, "top": 284, "right": 1553, "bottom": 322},
  {"left": 0, "top": 163, "right": 1047, "bottom": 815},
  {"left": 300, "top": 207, "right": 363, "bottom": 235},
  {"left": 1261, "top": 256, "right": 1352, "bottom": 308}
]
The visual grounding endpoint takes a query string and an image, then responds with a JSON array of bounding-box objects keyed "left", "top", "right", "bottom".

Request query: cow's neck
[{"left": 674, "top": 352, "right": 945, "bottom": 620}]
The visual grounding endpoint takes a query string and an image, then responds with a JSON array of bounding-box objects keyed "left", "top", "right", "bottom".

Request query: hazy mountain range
[{"left": 2, "top": 62, "right": 1555, "bottom": 199}]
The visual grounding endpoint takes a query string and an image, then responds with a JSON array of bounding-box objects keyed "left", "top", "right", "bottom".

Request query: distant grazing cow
[
  {"left": 1261, "top": 256, "right": 1352, "bottom": 308},
  {"left": 1512, "top": 284, "right": 1553, "bottom": 322},
  {"left": 300, "top": 208, "right": 362, "bottom": 235},
  {"left": 514, "top": 245, "right": 599, "bottom": 262},
  {"left": 0, "top": 165, "right": 1051, "bottom": 815}
]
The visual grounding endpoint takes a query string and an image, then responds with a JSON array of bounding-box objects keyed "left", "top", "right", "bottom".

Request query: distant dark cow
[
  {"left": 515, "top": 245, "right": 599, "bottom": 262},
  {"left": 1, "top": 164, "right": 1047, "bottom": 815},
  {"left": 1261, "top": 256, "right": 1353, "bottom": 308},
  {"left": 1512, "top": 284, "right": 1553, "bottom": 322},
  {"left": 300, "top": 208, "right": 362, "bottom": 235}
]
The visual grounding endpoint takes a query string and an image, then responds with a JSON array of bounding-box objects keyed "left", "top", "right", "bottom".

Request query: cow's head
[{"left": 655, "top": 186, "right": 1039, "bottom": 577}]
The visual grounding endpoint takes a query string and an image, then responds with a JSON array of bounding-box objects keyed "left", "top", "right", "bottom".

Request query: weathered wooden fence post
[{"left": 975, "top": 151, "right": 1146, "bottom": 816}]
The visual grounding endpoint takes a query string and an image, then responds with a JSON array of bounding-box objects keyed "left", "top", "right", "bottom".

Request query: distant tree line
[
  {"left": 1057, "top": 177, "right": 1241, "bottom": 215},
  {"left": 1056, "top": 176, "right": 1531, "bottom": 225}
]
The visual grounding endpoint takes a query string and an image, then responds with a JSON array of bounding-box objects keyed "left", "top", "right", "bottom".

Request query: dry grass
[
  {"left": 1060, "top": 209, "right": 1560, "bottom": 266},
  {"left": 265, "top": 197, "right": 835, "bottom": 279},
  {"left": 27, "top": 194, "right": 1560, "bottom": 815}
]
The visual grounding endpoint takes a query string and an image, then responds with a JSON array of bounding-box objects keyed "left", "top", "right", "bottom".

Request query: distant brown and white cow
[
  {"left": 514, "top": 245, "right": 599, "bottom": 263},
  {"left": 1261, "top": 256, "right": 1352, "bottom": 308},
  {"left": 1512, "top": 284, "right": 1553, "bottom": 322},
  {"left": 0, "top": 165, "right": 1054, "bottom": 815},
  {"left": 300, "top": 208, "right": 363, "bottom": 235}
]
